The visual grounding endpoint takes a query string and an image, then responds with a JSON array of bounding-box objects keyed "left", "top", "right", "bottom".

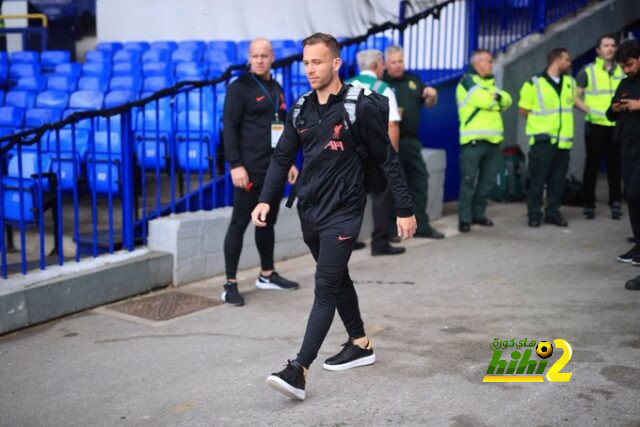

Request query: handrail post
[
  {"left": 466, "top": 0, "right": 479, "bottom": 63},
  {"left": 120, "top": 110, "right": 135, "bottom": 251},
  {"left": 398, "top": 0, "right": 407, "bottom": 47}
]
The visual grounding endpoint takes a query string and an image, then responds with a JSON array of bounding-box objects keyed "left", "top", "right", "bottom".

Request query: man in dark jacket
[
  {"left": 606, "top": 39, "right": 640, "bottom": 290},
  {"left": 252, "top": 33, "right": 417, "bottom": 400},
  {"left": 221, "top": 38, "right": 299, "bottom": 306}
]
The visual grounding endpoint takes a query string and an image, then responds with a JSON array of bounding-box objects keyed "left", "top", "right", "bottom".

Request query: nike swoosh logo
[
  {"left": 256, "top": 95, "right": 266, "bottom": 102},
  {"left": 338, "top": 235, "right": 352, "bottom": 241},
  {"left": 299, "top": 128, "right": 309, "bottom": 134}
]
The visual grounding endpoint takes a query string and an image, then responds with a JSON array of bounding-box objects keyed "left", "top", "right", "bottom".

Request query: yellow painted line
[
  {"left": 482, "top": 375, "right": 544, "bottom": 382},
  {"left": 0, "top": 14, "right": 48, "bottom": 27}
]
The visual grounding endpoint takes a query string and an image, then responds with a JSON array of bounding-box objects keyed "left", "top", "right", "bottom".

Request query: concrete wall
[
  {"left": 149, "top": 148, "right": 446, "bottom": 286},
  {"left": 495, "top": 0, "right": 640, "bottom": 178}
]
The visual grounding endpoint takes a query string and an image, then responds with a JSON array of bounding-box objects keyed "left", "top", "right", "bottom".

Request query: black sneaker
[
  {"left": 266, "top": 360, "right": 306, "bottom": 400},
  {"left": 221, "top": 282, "right": 245, "bottom": 306},
  {"left": 632, "top": 253, "right": 640, "bottom": 267},
  {"left": 617, "top": 248, "right": 638, "bottom": 264},
  {"left": 323, "top": 340, "right": 376, "bottom": 371},
  {"left": 611, "top": 202, "right": 623, "bottom": 220},
  {"left": 256, "top": 271, "right": 299, "bottom": 290},
  {"left": 583, "top": 207, "right": 595, "bottom": 219}
]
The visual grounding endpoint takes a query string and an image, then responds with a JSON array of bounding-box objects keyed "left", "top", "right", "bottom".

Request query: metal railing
[
  {"left": 0, "top": 0, "right": 599, "bottom": 278},
  {"left": 0, "top": 14, "right": 49, "bottom": 51}
]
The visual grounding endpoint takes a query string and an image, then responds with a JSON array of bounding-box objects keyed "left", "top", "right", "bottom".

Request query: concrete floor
[{"left": 1, "top": 195, "right": 639, "bottom": 426}]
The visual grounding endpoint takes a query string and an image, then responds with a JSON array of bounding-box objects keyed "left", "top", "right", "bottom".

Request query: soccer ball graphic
[{"left": 536, "top": 341, "right": 554, "bottom": 359}]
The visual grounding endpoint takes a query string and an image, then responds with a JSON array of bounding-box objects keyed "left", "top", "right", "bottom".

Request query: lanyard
[{"left": 251, "top": 73, "right": 281, "bottom": 121}]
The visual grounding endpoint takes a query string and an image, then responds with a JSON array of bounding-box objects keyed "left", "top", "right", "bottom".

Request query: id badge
[{"left": 271, "top": 122, "right": 284, "bottom": 148}]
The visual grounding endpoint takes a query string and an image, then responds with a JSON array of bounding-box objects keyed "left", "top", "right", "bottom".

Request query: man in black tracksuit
[
  {"left": 221, "top": 38, "right": 299, "bottom": 306},
  {"left": 252, "top": 33, "right": 416, "bottom": 401},
  {"left": 606, "top": 40, "right": 640, "bottom": 290}
]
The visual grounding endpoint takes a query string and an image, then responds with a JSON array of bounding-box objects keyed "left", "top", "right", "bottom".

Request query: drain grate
[{"left": 109, "top": 292, "right": 222, "bottom": 321}]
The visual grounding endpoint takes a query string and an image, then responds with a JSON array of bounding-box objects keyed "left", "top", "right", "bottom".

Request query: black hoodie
[
  {"left": 223, "top": 71, "right": 287, "bottom": 173},
  {"left": 259, "top": 84, "right": 414, "bottom": 229},
  {"left": 606, "top": 72, "right": 640, "bottom": 159}
]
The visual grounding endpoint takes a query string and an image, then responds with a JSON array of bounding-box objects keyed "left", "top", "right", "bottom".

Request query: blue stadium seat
[
  {"left": 134, "top": 103, "right": 172, "bottom": 171},
  {"left": 143, "top": 61, "right": 172, "bottom": 77},
  {"left": 97, "top": 42, "right": 124, "bottom": 52},
  {"left": 82, "top": 62, "right": 110, "bottom": 79},
  {"left": 123, "top": 41, "right": 150, "bottom": 51},
  {"left": 36, "top": 91, "right": 70, "bottom": 110},
  {"left": 5, "top": 90, "right": 36, "bottom": 109},
  {"left": 150, "top": 41, "right": 177, "bottom": 51},
  {"left": 0, "top": 51, "right": 8, "bottom": 63},
  {"left": 25, "top": 108, "right": 62, "bottom": 128},
  {"left": 9, "top": 63, "right": 41, "bottom": 83},
  {"left": 49, "top": 149, "right": 82, "bottom": 191},
  {"left": 0, "top": 106, "right": 25, "bottom": 128},
  {"left": 10, "top": 51, "right": 40, "bottom": 63},
  {"left": 236, "top": 40, "right": 251, "bottom": 63},
  {"left": 109, "top": 75, "right": 142, "bottom": 92},
  {"left": 69, "top": 90, "right": 104, "bottom": 110},
  {"left": 40, "top": 50, "right": 71, "bottom": 74},
  {"left": 0, "top": 63, "right": 8, "bottom": 86},
  {"left": 47, "top": 74, "right": 77, "bottom": 92},
  {"left": 55, "top": 62, "right": 82, "bottom": 79},
  {"left": 143, "top": 75, "right": 174, "bottom": 93},
  {"left": 3, "top": 152, "right": 55, "bottom": 222},
  {"left": 142, "top": 49, "right": 171, "bottom": 63},
  {"left": 171, "top": 49, "right": 202, "bottom": 64},
  {"left": 176, "top": 110, "right": 214, "bottom": 172},
  {"left": 204, "top": 49, "right": 234, "bottom": 64},
  {"left": 178, "top": 40, "right": 206, "bottom": 51},
  {"left": 85, "top": 50, "right": 112, "bottom": 63},
  {"left": 87, "top": 131, "right": 122, "bottom": 195},
  {"left": 63, "top": 109, "right": 95, "bottom": 131},
  {"left": 176, "top": 87, "right": 214, "bottom": 112},
  {"left": 16, "top": 76, "right": 46, "bottom": 92},
  {"left": 135, "top": 105, "right": 172, "bottom": 133},
  {"left": 52, "top": 129, "right": 90, "bottom": 157},
  {"left": 207, "top": 61, "right": 232, "bottom": 79},
  {"left": 175, "top": 62, "right": 206, "bottom": 81},
  {"left": 207, "top": 40, "right": 236, "bottom": 61},
  {"left": 0, "top": 91, "right": 4, "bottom": 106},
  {"left": 78, "top": 75, "right": 109, "bottom": 93},
  {"left": 113, "top": 49, "right": 142, "bottom": 63},
  {"left": 271, "top": 39, "right": 297, "bottom": 50},
  {"left": 104, "top": 90, "right": 136, "bottom": 108},
  {"left": 112, "top": 62, "right": 141, "bottom": 76}
]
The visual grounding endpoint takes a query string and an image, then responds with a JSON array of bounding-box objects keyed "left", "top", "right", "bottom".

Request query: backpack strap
[{"left": 292, "top": 90, "right": 312, "bottom": 127}]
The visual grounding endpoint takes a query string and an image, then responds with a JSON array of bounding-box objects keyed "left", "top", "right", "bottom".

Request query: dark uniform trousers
[
  {"left": 398, "top": 137, "right": 430, "bottom": 233},
  {"left": 622, "top": 157, "right": 640, "bottom": 247},
  {"left": 295, "top": 214, "right": 366, "bottom": 368},
  {"left": 527, "top": 140, "right": 569, "bottom": 221},
  {"left": 458, "top": 140, "right": 502, "bottom": 224},
  {"left": 223, "top": 173, "right": 280, "bottom": 279},
  {"left": 582, "top": 123, "right": 622, "bottom": 208}
]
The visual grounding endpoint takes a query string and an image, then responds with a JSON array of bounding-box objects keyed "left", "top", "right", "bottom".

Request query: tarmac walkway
[{"left": 1, "top": 194, "right": 639, "bottom": 426}]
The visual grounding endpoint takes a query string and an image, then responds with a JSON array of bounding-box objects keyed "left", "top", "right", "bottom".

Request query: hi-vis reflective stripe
[
  {"left": 526, "top": 133, "right": 573, "bottom": 142},
  {"left": 585, "top": 64, "right": 616, "bottom": 95},
  {"left": 460, "top": 130, "right": 503, "bottom": 137},
  {"left": 587, "top": 108, "right": 607, "bottom": 118},
  {"left": 530, "top": 107, "right": 573, "bottom": 116},
  {"left": 457, "top": 85, "right": 483, "bottom": 109},
  {"left": 532, "top": 76, "right": 547, "bottom": 114}
]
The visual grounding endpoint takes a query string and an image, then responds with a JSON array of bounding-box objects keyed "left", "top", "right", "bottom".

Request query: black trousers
[
  {"left": 527, "top": 141, "right": 569, "bottom": 221},
  {"left": 582, "top": 123, "right": 622, "bottom": 208},
  {"left": 223, "top": 172, "right": 280, "bottom": 280},
  {"left": 371, "top": 186, "right": 394, "bottom": 250},
  {"left": 622, "top": 157, "right": 640, "bottom": 248},
  {"left": 295, "top": 214, "right": 366, "bottom": 368}
]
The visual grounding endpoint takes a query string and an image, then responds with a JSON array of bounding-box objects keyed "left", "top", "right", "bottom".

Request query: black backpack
[{"left": 291, "top": 83, "right": 390, "bottom": 194}]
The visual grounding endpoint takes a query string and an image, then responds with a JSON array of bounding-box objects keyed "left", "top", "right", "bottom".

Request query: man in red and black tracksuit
[
  {"left": 252, "top": 33, "right": 417, "bottom": 401},
  {"left": 221, "top": 38, "right": 299, "bottom": 306},
  {"left": 607, "top": 39, "right": 640, "bottom": 290}
]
